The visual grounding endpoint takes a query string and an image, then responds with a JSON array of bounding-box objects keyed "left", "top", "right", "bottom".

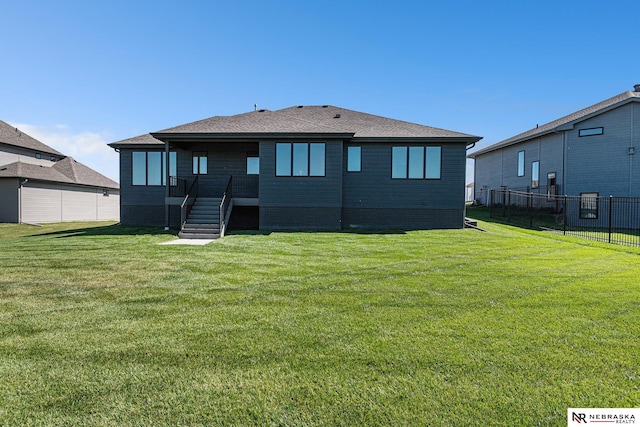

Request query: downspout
[
  {"left": 18, "top": 178, "right": 28, "bottom": 223},
  {"left": 165, "top": 140, "right": 170, "bottom": 230},
  {"left": 630, "top": 104, "right": 635, "bottom": 197},
  {"left": 562, "top": 132, "right": 567, "bottom": 195}
]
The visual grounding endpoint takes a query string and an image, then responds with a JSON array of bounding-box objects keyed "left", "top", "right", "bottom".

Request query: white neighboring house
[{"left": 0, "top": 120, "right": 119, "bottom": 223}]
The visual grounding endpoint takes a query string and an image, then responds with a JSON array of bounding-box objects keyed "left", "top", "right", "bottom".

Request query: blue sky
[{"left": 1, "top": 0, "right": 639, "bottom": 183}]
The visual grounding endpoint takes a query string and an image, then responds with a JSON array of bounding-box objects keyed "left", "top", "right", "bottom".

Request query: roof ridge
[{"left": 470, "top": 90, "right": 639, "bottom": 157}]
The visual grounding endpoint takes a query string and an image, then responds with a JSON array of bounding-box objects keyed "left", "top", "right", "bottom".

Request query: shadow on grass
[{"left": 25, "top": 224, "right": 177, "bottom": 239}]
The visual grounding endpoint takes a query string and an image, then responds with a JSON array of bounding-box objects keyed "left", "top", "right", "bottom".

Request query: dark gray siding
[
  {"left": 119, "top": 143, "right": 259, "bottom": 226},
  {"left": 342, "top": 142, "right": 466, "bottom": 229},
  {"left": 0, "top": 179, "right": 18, "bottom": 222},
  {"left": 259, "top": 140, "right": 343, "bottom": 230},
  {"left": 119, "top": 149, "right": 167, "bottom": 226},
  {"left": 181, "top": 142, "right": 258, "bottom": 197}
]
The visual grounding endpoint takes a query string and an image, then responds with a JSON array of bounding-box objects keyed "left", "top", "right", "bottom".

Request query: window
[
  {"left": 35, "top": 153, "right": 41, "bottom": 159},
  {"left": 103, "top": 189, "right": 110, "bottom": 197},
  {"left": 275, "top": 143, "right": 326, "bottom": 177},
  {"left": 50, "top": 156, "right": 56, "bottom": 162},
  {"left": 517, "top": 151, "right": 525, "bottom": 177},
  {"left": 132, "top": 151, "right": 176, "bottom": 186},
  {"left": 193, "top": 152, "right": 207, "bottom": 174},
  {"left": 531, "top": 161, "right": 539, "bottom": 189},
  {"left": 392, "top": 146, "right": 441, "bottom": 179},
  {"left": 247, "top": 156, "right": 259, "bottom": 175},
  {"left": 425, "top": 147, "right": 441, "bottom": 179},
  {"left": 579, "top": 127, "right": 604, "bottom": 137},
  {"left": 347, "top": 146, "right": 361, "bottom": 172},
  {"left": 580, "top": 192, "right": 599, "bottom": 219}
]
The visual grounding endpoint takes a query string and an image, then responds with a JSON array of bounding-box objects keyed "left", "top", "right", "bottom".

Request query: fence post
[
  {"left": 489, "top": 190, "right": 493, "bottom": 218},
  {"left": 563, "top": 195, "right": 567, "bottom": 235},
  {"left": 528, "top": 192, "right": 533, "bottom": 229},
  {"left": 608, "top": 195, "right": 613, "bottom": 244},
  {"left": 507, "top": 191, "right": 511, "bottom": 223}
]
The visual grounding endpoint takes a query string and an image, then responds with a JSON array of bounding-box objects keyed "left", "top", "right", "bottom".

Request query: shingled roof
[
  {"left": 109, "top": 105, "right": 480, "bottom": 147},
  {"left": 0, "top": 157, "right": 119, "bottom": 189},
  {"left": 0, "top": 120, "right": 64, "bottom": 156},
  {"left": 469, "top": 88, "right": 640, "bottom": 158}
]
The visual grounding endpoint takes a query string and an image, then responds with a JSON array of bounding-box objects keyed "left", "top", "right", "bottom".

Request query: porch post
[{"left": 165, "top": 140, "right": 170, "bottom": 229}]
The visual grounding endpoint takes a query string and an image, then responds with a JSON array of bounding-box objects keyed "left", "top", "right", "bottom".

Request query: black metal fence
[{"left": 489, "top": 189, "right": 640, "bottom": 247}]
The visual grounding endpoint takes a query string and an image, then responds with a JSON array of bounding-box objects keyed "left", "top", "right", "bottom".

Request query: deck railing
[
  {"left": 220, "top": 176, "right": 233, "bottom": 237},
  {"left": 179, "top": 176, "right": 199, "bottom": 231}
]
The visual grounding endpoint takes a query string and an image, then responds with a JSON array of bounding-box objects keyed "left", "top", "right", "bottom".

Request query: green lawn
[{"left": 0, "top": 220, "right": 639, "bottom": 426}]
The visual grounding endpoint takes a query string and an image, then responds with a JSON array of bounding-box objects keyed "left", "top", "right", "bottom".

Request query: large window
[
  {"left": 392, "top": 146, "right": 441, "bottom": 179},
  {"left": 579, "top": 127, "right": 604, "bottom": 137},
  {"left": 517, "top": 151, "right": 525, "bottom": 177},
  {"left": 132, "top": 151, "right": 176, "bottom": 186},
  {"left": 580, "top": 192, "right": 599, "bottom": 219},
  {"left": 276, "top": 143, "right": 325, "bottom": 177},
  {"left": 193, "top": 152, "right": 208, "bottom": 175},
  {"left": 347, "top": 146, "right": 361, "bottom": 172},
  {"left": 531, "top": 161, "right": 539, "bottom": 189}
]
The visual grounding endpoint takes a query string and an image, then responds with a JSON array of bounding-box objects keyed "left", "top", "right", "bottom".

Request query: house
[
  {"left": 0, "top": 120, "right": 119, "bottom": 223},
  {"left": 109, "top": 106, "right": 481, "bottom": 238},
  {"left": 469, "top": 85, "right": 640, "bottom": 205}
]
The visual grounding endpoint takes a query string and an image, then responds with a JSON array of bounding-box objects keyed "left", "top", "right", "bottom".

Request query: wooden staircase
[{"left": 178, "top": 197, "right": 222, "bottom": 239}]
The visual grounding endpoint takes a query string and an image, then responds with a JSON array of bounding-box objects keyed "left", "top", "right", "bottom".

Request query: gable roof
[
  {"left": 0, "top": 120, "right": 64, "bottom": 156},
  {"left": 469, "top": 89, "right": 640, "bottom": 158},
  {"left": 0, "top": 157, "right": 119, "bottom": 189},
  {"left": 109, "top": 105, "right": 481, "bottom": 147}
]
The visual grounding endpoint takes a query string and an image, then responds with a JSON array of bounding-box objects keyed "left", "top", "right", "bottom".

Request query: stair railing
[
  {"left": 219, "top": 176, "right": 233, "bottom": 237},
  {"left": 180, "top": 176, "right": 199, "bottom": 231}
]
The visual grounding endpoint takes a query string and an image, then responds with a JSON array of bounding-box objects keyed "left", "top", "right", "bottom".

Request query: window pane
[
  {"left": 517, "top": 151, "right": 525, "bottom": 177},
  {"left": 392, "top": 147, "right": 407, "bottom": 178},
  {"left": 579, "top": 127, "right": 603, "bottom": 137},
  {"left": 247, "top": 157, "right": 259, "bottom": 175},
  {"left": 309, "top": 143, "right": 325, "bottom": 176},
  {"left": 199, "top": 155, "right": 207, "bottom": 174},
  {"left": 408, "top": 147, "right": 424, "bottom": 179},
  {"left": 532, "top": 161, "right": 539, "bottom": 188},
  {"left": 146, "top": 152, "right": 161, "bottom": 185},
  {"left": 169, "top": 152, "right": 177, "bottom": 176},
  {"left": 347, "top": 146, "right": 361, "bottom": 172},
  {"left": 425, "top": 146, "right": 441, "bottom": 179},
  {"left": 293, "top": 143, "right": 309, "bottom": 176},
  {"left": 132, "top": 152, "right": 146, "bottom": 185},
  {"left": 276, "top": 143, "right": 291, "bottom": 176},
  {"left": 193, "top": 156, "right": 198, "bottom": 174}
]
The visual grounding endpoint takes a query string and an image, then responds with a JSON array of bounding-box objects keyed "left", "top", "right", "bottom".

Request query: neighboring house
[
  {"left": 469, "top": 85, "right": 640, "bottom": 204},
  {"left": 109, "top": 105, "right": 481, "bottom": 237},
  {"left": 0, "top": 120, "right": 120, "bottom": 223}
]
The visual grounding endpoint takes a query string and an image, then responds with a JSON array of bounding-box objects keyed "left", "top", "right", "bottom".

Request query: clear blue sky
[{"left": 1, "top": 0, "right": 639, "bottom": 183}]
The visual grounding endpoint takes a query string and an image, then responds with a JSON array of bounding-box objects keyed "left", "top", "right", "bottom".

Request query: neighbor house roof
[
  {"left": 0, "top": 120, "right": 64, "bottom": 156},
  {"left": 468, "top": 88, "right": 640, "bottom": 158},
  {"left": 0, "top": 157, "right": 119, "bottom": 189},
  {"left": 109, "top": 105, "right": 481, "bottom": 147}
]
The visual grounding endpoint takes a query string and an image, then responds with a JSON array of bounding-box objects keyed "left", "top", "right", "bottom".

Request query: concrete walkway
[{"left": 159, "top": 238, "right": 216, "bottom": 246}]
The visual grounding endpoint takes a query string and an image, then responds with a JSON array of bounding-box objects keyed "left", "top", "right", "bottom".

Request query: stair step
[
  {"left": 183, "top": 224, "right": 220, "bottom": 231},
  {"left": 178, "top": 231, "right": 221, "bottom": 239}
]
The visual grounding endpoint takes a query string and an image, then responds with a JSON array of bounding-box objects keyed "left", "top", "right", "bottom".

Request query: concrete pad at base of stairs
[{"left": 159, "top": 238, "right": 216, "bottom": 246}]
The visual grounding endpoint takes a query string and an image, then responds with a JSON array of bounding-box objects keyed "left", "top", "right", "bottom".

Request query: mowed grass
[{"left": 0, "top": 221, "right": 639, "bottom": 426}]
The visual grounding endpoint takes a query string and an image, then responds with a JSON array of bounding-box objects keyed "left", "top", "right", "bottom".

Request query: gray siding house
[
  {"left": 469, "top": 85, "right": 640, "bottom": 204},
  {"left": 0, "top": 120, "right": 120, "bottom": 223},
  {"left": 109, "top": 106, "right": 481, "bottom": 237}
]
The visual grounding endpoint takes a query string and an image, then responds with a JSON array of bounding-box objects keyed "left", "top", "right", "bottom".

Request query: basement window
[
  {"left": 579, "top": 192, "right": 599, "bottom": 219},
  {"left": 579, "top": 127, "right": 604, "bottom": 137}
]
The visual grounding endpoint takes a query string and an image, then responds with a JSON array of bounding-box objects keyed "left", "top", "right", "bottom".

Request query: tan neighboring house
[{"left": 0, "top": 120, "right": 119, "bottom": 223}]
